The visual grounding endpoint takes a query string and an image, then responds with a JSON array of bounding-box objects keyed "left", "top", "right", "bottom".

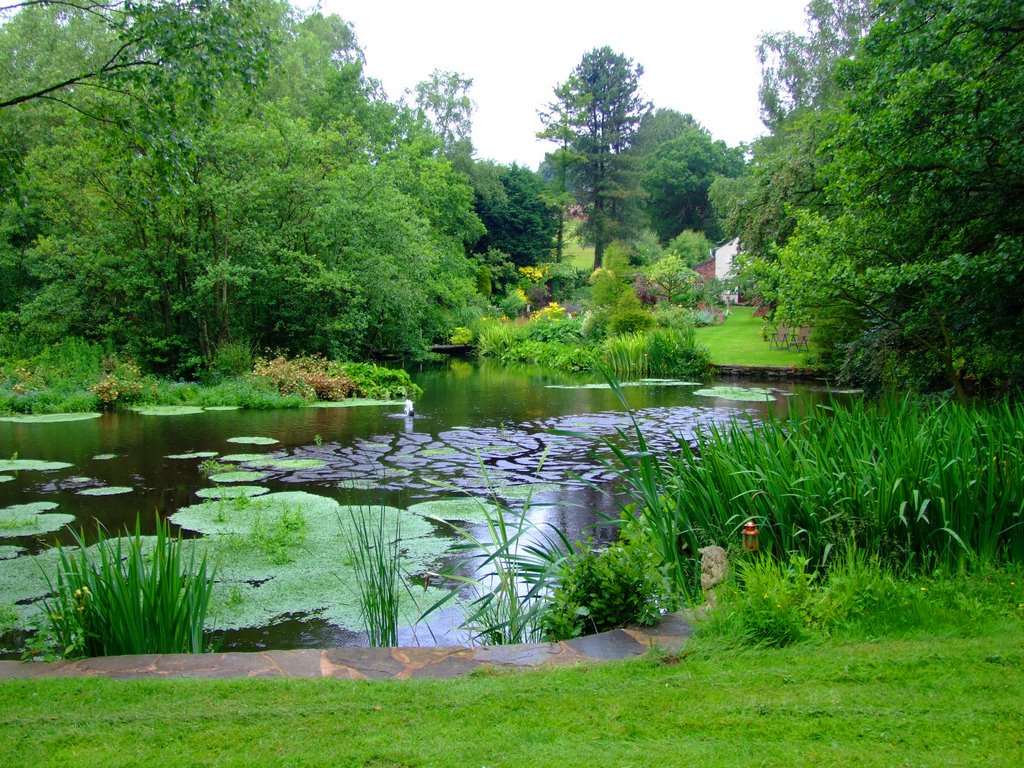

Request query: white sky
[{"left": 316, "top": 1, "right": 810, "bottom": 169}]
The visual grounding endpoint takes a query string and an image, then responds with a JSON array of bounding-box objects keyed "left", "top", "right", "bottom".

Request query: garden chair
[
  {"left": 791, "top": 325, "right": 811, "bottom": 351},
  {"left": 769, "top": 324, "right": 790, "bottom": 350}
]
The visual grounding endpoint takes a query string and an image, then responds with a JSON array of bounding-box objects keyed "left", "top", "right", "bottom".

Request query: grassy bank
[
  {"left": 695, "top": 306, "right": 815, "bottom": 367},
  {"left": 0, "top": 623, "right": 1021, "bottom": 767}
]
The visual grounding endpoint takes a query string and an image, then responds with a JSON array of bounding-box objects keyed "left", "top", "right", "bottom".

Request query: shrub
[
  {"left": 209, "top": 340, "right": 254, "bottom": 378},
  {"left": 337, "top": 362, "right": 421, "bottom": 400},
  {"left": 450, "top": 326, "right": 474, "bottom": 345},
  {"left": 89, "top": 358, "right": 146, "bottom": 409},
  {"left": 252, "top": 355, "right": 355, "bottom": 401},
  {"left": 608, "top": 307, "right": 654, "bottom": 336},
  {"left": 525, "top": 315, "right": 583, "bottom": 344},
  {"left": 542, "top": 535, "right": 668, "bottom": 641}
]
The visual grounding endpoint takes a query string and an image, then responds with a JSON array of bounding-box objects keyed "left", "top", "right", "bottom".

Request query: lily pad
[
  {"left": 209, "top": 471, "right": 267, "bottom": 483},
  {"left": 226, "top": 436, "right": 280, "bottom": 446},
  {"left": 494, "top": 482, "right": 562, "bottom": 500},
  {"left": 221, "top": 453, "right": 275, "bottom": 463},
  {"left": 246, "top": 458, "right": 327, "bottom": 471},
  {"left": 195, "top": 485, "right": 270, "bottom": 500},
  {"left": 420, "top": 447, "right": 458, "bottom": 457},
  {"left": 693, "top": 386, "right": 776, "bottom": 402},
  {"left": 0, "top": 412, "right": 102, "bottom": 424},
  {"left": 77, "top": 486, "right": 133, "bottom": 497},
  {"left": 0, "top": 475, "right": 12, "bottom": 483},
  {"left": 204, "top": 406, "right": 240, "bottom": 411},
  {"left": 92, "top": 453, "right": 118, "bottom": 461},
  {"left": 131, "top": 405, "right": 205, "bottom": 416},
  {"left": 409, "top": 498, "right": 506, "bottom": 524},
  {"left": 0, "top": 545, "right": 24, "bottom": 560},
  {"left": 0, "top": 502, "right": 75, "bottom": 537},
  {"left": 166, "top": 451, "right": 219, "bottom": 460},
  {"left": 0, "top": 459, "right": 73, "bottom": 472}
]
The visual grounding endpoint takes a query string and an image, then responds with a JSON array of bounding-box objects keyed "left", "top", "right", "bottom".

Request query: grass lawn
[
  {"left": 695, "top": 305, "right": 815, "bottom": 367},
  {"left": 1, "top": 627, "right": 1021, "bottom": 767},
  {"left": 563, "top": 220, "right": 595, "bottom": 271}
]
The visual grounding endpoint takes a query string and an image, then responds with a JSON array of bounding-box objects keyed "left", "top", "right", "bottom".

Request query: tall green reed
[
  {"left": 41, "top": 517, "right": 215, "bottom": 658},
  {"left": 345, "top": 505, "right": 403, "bottom": 647},
  {"left": 419, "top": 485, "right": 571, "bottom": 645},
  {"left": 602, "top": 333, "right": 649, "bottom": 380}
]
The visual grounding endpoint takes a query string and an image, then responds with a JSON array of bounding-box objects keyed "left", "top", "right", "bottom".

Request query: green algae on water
[
  {"left": 0, "top": 502, "right": 75, "bottom": 537},
  {"left": 408, "top": 498, "right": 507, "bottom": 524},
  {"left": 0, "top": 412, "right": 102, "bottom": 424},
  {"left": 0, "top": 459, "right": 73, "bottom": 472},
  {"left": 166, "top": 451, "right": 219, "bottom": 460},
  {"left": 131, "top": 405, "right": 206, "bottom": 416},
  {"left": 77, "top": 486, "right": 133, "bottom": 496},
  {"left": 227, "top": 436, "right": 280, "bottom": 446},
  {"left": 170, "top": 492, "right": 452, "bottom": 631},
  {"left": 209, "top": 471, "right": 267, "bottom": 483},
  {"left": 195, "top": 485, "right": 270, "bottom": 500},
  {"left": 693, "top": 386, "right": 776, "bottom": 402}
]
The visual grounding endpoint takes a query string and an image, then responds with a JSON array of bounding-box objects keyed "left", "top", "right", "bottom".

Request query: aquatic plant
[
  {"left": 345, "top": 504, "right": 402, "bottom": 647},
  {"left": 40, "top": 517, "right": 214, "bottom": 658},
  {"left": 419, "top": 492, "right": 571, "bottom": 646}
]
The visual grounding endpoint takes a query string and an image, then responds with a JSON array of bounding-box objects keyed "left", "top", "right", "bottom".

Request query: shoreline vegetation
[{"left": 0, "top": 339, "right": 421, "bottom": 415}]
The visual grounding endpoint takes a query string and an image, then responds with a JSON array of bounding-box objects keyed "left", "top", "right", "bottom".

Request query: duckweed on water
[
  {"left": 0, "top": 459, "right": 73, "bottom": 472},
  {"left": 209, "top": 471, "right": 267, "bottom": 483},
  {"left": 0, "top": 412, "right": 102, "bottom": 424},
  {"left": 693, "top": 386, "right": 776, "bottom": 402},
  {"left": 220, "top": 453, "right": 273, "bottom": 463},
  {"left": 131, "top": 405, "right": 206, "bottom": 416},
  {"left": 246, "top": 458, "right": 327, "bottom": 471},
  {"left": 195, "top": 485, "right": 270, "bottom": 500},
  {"left": 0, "top": 502, "right": 75, "bottom": 537},
  {"left": 170, "top": 491, "right": 451, "bottom": 630},
  {"left": 77, "top": 486, "right": 133, "bottom": 497},
  {"left": 227, "top": 436, "right": 279, "bottom": 446},
  {"left": 408, "top": 498, "right": 506, "bottom": 523}
]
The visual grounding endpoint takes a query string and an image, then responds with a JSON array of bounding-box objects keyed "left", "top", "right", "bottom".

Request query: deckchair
[
  {"left": 791, "top": 325, "right": 810, "bottom": 351},
  {"left": 769, "top": 324, "right": 790, "bottom": 350}
]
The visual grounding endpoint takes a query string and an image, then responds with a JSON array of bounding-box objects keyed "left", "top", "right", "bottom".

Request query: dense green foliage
[
  {"left": 729, "top": 0, "right": 1024, "bottom": 394},
  {"left": 605, "top": 391, "right": 1024, "bottom": 602}
]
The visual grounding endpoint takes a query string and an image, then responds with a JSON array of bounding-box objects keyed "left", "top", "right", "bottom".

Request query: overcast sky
[{"left": 315, "top": 1, "right": 811, "bottom": 168}]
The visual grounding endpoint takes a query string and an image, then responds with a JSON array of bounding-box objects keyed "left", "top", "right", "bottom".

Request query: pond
[{"left": 0, "top": 361, "right": 836, "bottom": 655}]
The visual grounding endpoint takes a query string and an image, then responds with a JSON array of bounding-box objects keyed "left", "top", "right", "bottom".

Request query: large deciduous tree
[
  {"left": 769, "top": 0, "right": 1024, "bottom": 396},
  {"left": 542, "top": 46, "right": 648, "bottom": 270}
]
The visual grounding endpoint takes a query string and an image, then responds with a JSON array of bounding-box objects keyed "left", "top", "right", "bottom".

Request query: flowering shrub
[
  {"left": 531, "top": 301, "right": 566, "bottom": 322},
  {"left": 252, "top": 356, "right": 355, "bottom": 401},
  {"left": 89, "top": 359, "right": 145, "bottom": 409},
  {"left": 517, "top": 265, "right": 545, "bottom": 283}
]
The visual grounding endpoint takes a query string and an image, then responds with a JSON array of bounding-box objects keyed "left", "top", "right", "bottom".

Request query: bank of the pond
[{"left": 0, "top": 626, "right": 1020, "bottom": 768}]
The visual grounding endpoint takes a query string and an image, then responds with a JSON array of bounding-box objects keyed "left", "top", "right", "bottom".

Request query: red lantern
[{"left": 742, "top": 519, "right": 760, "bottom": 552}]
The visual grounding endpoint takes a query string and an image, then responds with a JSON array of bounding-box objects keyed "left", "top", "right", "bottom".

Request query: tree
[
  {"left": 413, "top": 69, "right": 474, "bottom": 169},
  {"left": 758, "top": 0, "right": 877, "bottom": 128},
  {"left": 472, "top": 163, "right": 557, "bottom": 267},
  {"left": 640, "top": 122, "right": 744, "bottom": 243},
  {"left": 541, "top": 47, "right": 648, "bottom": 270},
  {"left": 769, "top": 0, "right": 1024, "bottom": 396}
]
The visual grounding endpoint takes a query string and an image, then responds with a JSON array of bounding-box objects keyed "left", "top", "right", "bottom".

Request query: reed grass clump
[
  {"left": 345, "top": 505, "right": 403, "bottom": 647},
  {"left": 40, "top": 517, "right": 214, "bottom": 658},
  {"left": 602, "top": 389, "right": 1024, "bottom": 586}
]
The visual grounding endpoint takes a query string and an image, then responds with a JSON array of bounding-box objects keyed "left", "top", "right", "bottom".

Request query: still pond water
[{"left": 0, "top": 361, "right": 833, "bottom": 653}]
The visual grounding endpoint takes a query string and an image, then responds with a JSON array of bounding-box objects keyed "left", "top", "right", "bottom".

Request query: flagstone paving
[{"left": 0, "top": 612, "right": 692, "bottom": 680}]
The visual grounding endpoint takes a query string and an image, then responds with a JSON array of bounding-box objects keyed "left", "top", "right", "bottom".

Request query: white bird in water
[{"left": 404, "top": 399, "right": 414, "bottom": 417}]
